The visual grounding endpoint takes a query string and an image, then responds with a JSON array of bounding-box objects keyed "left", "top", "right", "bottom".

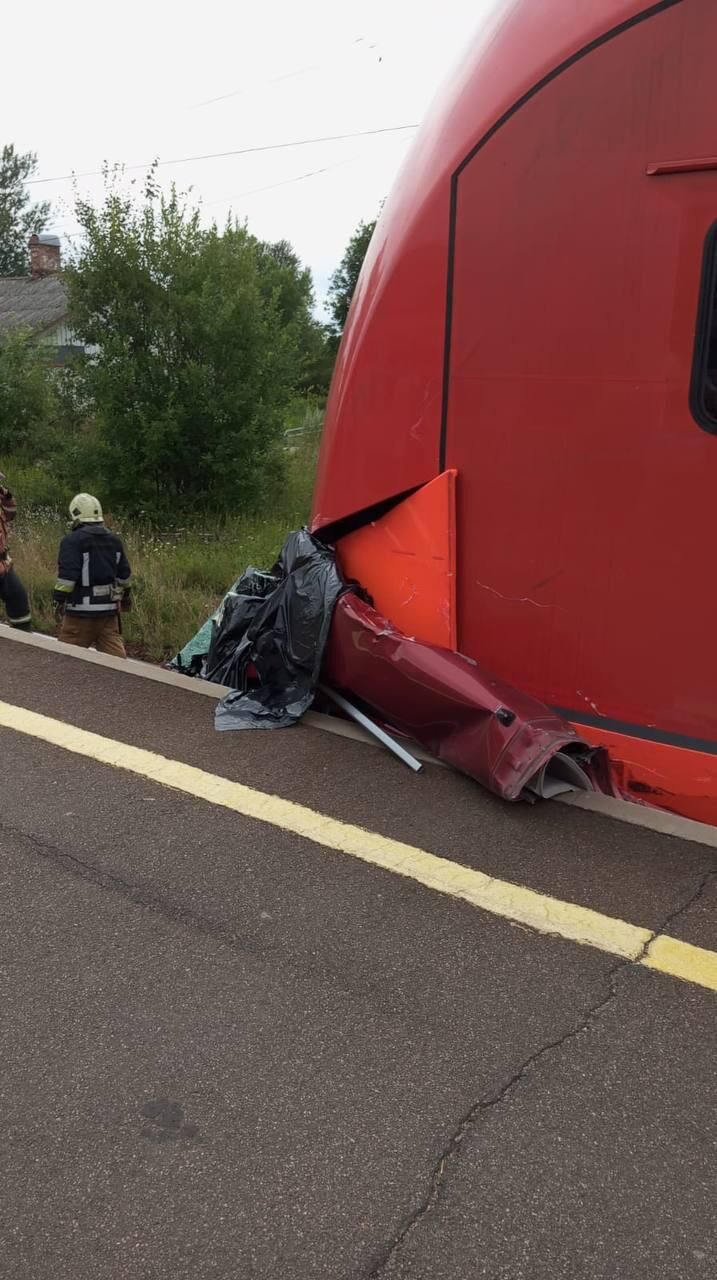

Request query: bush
[
  {"left": 61, "top": 180, "right": 330, "bottom": 520},
  {"left": 0, "top": 330, "right": 58, "bottom": 457},
  {"left": 0, "top": 455, "right": 66, "bottom": 511},
  {"left": 8, "top": 405, "right": 322, "bottom": 662}
]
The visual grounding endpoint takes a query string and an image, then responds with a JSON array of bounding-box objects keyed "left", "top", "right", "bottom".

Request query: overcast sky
[{"left": 3, "top": 0, "right": 493, "bottom": 310}]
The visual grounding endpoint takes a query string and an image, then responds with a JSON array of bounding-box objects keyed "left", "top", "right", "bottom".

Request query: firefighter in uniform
[
  {"left": 53, "top": 493, "right": 131, "bottom": 658},
  {"left": 0, "top": 471, "right": 32, "bottom": 631}
]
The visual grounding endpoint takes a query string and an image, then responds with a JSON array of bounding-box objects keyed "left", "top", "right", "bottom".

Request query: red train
[{"left": 312, "top": 0, "right": 717, "bottom": 824}]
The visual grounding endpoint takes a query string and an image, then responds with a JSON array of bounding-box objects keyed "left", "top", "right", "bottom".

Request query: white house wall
[{"left": 38, "top": 322, "right": 97, "bottom": 354}]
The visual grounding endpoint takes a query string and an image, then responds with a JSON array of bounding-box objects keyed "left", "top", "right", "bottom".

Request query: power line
[
  {"left": 205, "top": 155, "right": 361, "bottom": 207},
  {"left": 44, "top": 154, "right": 370, "bottom": 236},
  {"left": 191, "top": 36, "right": 379, "bottom": 110},
  {"left": 193, "top": 64, "right": 321, "bottom": 110},
  {"left": 24, "top": 124, "right": 419, "bottom": 187},
  {"left": 242, "top": 157, "right": 358, "bottom": 196}
]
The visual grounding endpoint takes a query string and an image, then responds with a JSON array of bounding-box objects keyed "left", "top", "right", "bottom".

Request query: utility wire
[
  {"left": 24, "top": 124, "right": 418, "bottom": 187},
  {"left": 204, "top": 155, "right": 361, "bottom": 207},
  {"left": 192, "top": 36, "right": 379, "bottom": 109},
  {"left": 44, "top": 154, "right": 370, "bottom": 236},
  {"left": 193, "top": 64, "right": 322, "bottom": 109}
]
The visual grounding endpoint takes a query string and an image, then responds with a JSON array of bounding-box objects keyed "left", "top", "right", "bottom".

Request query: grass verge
[{"left": 8, "top": 433, "right": 320, "bottom": 663}]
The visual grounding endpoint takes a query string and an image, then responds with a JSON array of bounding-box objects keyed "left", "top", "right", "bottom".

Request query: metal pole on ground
[{"left": 318, "top": 683, "right": 423, "bottom": 773}]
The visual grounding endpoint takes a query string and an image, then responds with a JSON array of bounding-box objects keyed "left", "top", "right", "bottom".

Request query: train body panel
[{"left": 312, "top": 0, "right": 717, "bottom": 821}]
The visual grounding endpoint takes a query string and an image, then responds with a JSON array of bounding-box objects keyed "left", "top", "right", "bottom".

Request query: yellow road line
[
  {"left": 642, "top": 934, "right": 717, "bottom": 990},
  {"left": 1, "top": 698, "right": 715, "bottom": 993}
]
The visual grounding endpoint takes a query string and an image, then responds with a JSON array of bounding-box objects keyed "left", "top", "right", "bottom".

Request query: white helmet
[{"left": 69, "top": 493, "right": 104, "bottom": 526}]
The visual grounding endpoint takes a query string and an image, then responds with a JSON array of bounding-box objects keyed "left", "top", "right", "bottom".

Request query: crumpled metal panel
[
  {"left": 323, "top": 593, "right": 595, "bottom": 802},
  {"left": 337, "top": 470, "right": 457, "bottom": 650}
]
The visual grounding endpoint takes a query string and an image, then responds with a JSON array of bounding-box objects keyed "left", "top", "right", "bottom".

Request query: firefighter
[
  {"left": 53, "top": 493, "right": 131, "bottom": 658},
  {"left": 0, "top": 471, "right": 32, "bottom": 631}
]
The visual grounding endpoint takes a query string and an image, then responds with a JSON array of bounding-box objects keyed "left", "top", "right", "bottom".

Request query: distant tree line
[
  {"left": 0, "top": 145, "right": 376, "bottom": 518},
  {"left": 0, "top": 144, "right": 50, "bottom": 275},
  {"left": 326, "top": 218, "right": 376, "bottom": 344}
]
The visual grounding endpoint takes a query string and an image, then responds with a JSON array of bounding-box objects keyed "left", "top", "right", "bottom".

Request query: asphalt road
[{"left": 0, "top": 636, "right": 715, "bottom": 1279}]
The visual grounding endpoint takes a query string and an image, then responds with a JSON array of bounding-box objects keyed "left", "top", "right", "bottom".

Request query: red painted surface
[
  {"left": 313, "top": 0, "right": 684, "bottom": 530},
  {"left": 325, "top": 594, "right": 592, "bottom": 802},
  {"left": 313, "top": 0, "right": 717, "bottom": 825},
  {"left": 647, "top": 157, "right": 717, "bottom": 176},
  {"left": 566, "top": 724, "right": 717, "bottom": 827},
  {"left": 337, "top": 470, "right": 457, "bottom": 649}
]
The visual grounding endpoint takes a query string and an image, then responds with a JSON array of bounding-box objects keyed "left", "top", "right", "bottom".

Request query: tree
[
  {"left": 255, "top": 238, "right": 333, "bottom": 394},
  {"left": 0, "top": 329, "right": 57, "bottom": 454},
  {"left": 327, "top": 218, "right": 376, "bottom": 341},
  {"left": 0, "top": 145, "right": 51, "bottom": 276},
  {"left": 63, "top": 179, "right": 308, "bottom": 515}
]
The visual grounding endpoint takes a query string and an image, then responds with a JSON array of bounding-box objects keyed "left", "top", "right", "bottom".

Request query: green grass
[{"left": 8, "top": 432, "right": 321, "bottom": 663}]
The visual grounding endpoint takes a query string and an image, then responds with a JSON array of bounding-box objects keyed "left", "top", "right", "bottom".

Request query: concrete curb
[
  {"left": 0, "top": 624, "right": 401, "bottom": 752},
  {"left": 555, "top": 789, "right": 717, "bottom": 847},
  {"left": 0, "top": 622, "right": 231, "bottom": 698},
  {"left": 2, "top": 623, "right": 717, "bottom": 850}
]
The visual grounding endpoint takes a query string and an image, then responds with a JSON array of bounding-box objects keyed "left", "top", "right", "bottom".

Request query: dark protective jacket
[
  {"left": 54, "top": 523, "right": 131, "bottom": 616},
  {"left": 0, "top": 487, "right": 17, "bottom": 570}
]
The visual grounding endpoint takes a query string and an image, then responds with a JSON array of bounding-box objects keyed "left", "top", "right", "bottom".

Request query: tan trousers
[{"left": 60, "top": 612, "right": 127, "bottom": 658}]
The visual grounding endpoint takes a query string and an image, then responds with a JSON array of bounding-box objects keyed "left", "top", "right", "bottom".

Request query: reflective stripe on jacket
[{"left": 54, "top": 523, "right": 131, "bottom": 615}]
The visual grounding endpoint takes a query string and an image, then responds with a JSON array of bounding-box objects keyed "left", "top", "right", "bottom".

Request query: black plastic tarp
[
  {"left": 209, "top": 529, "right": 347, "bottom": 731},
  {"left": 168, "top": 527, "right": 598, "bottom": 805}
]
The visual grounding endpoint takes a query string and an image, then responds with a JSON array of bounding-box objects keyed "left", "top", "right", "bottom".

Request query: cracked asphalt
[{"left": 0, "top": 638, "right": 716, "bottom": 1279}]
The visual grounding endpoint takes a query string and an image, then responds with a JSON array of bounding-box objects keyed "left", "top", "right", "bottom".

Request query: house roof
[{"left": 0, "top": 275, "right": 68, "bottom": 337}]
